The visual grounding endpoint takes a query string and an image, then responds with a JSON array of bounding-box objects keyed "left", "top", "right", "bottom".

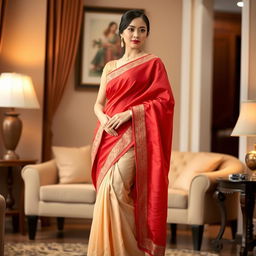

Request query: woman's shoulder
[
  {"left": 103, "top": 60, "right": 117, "bottom": 74},
  {"left": 149, "top": 54, "right": 162, "bottom": 62},
  {"left": 146, "top": 54, "right": 166, "bottom": 68},
  {"left": 144, "top": 53, "right": 163, "bottom": 65}
]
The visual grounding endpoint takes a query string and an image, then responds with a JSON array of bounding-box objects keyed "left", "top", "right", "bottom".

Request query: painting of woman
[{"left": 90, "top": 22, "right": 123, "bottom": 76}]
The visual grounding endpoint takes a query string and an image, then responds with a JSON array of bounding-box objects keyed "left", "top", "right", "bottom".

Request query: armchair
[
  {"left": 21, "top": 145, "right": 95, "bottom": 240},
  {"left": 167, "top": 151, "right": 245, "bottom": 250}
]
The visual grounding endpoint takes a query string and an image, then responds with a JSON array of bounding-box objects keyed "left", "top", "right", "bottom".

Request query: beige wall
[
  {"left": 0, "top": 0, "right": 46, "bottom": 205},
  {"left": 248, "top": 1, "right": 256, "bottom": 100},
  {"left": 52, "top": 0, "right": 182, "bottom": 149},
  {"left": 0, "top": 0, "right": 46, "bottom": 161},
  {"left": 199, "top": 0, "right": 214, "bottom": 151},
  {"left": 180, "top": 0, "right": 214, "bottom": 152},
  {"left": 248, "top": 0, "right": 256, "bottom": 153}
]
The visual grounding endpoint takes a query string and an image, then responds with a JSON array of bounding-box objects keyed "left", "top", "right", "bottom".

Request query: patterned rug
[{"left": 4, "top": 242, "right": 219, "bottom": 256}]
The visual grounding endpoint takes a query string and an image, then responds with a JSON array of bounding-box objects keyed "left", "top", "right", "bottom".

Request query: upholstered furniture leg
[
  {"left": 27, "top": 216, "right": 38, "bottom": 240},
  {"left": 57, "top": 217, "right": 65, "bottom": 231},
  {"left": 230, "top": 219, "right": 237, "bottom": 240},
  {"left": 192, "top": 225, "right": 204, "bottom": 251},
  {"left": 170, "top": 223, "right": 177, "bottom": 243}
]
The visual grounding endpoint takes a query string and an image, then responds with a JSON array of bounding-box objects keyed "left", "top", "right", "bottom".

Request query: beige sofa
[{"left": 22, "top": 149, "right": 245, "bottom": 250}]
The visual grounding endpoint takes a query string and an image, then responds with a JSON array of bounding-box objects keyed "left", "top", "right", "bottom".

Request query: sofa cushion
[
  {"left": 40, "top": 184, "right": 96, "bottom": 204},
  {"left": 52, "top": 145, "right": 92, "bottom": 184},
  {"left": 172, "top": 153, "right": 223, "bottom": 191},
  {"left": 168, "top": 188, "right": 188, "bottom": 209}
]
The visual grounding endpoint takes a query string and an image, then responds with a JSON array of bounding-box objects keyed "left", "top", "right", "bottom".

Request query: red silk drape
[
  {"left": 42, "top": 0, "right": 83, "bottom": 161},
  {"left": 91, "top": 54, "right": 175, "bottom": 256}
]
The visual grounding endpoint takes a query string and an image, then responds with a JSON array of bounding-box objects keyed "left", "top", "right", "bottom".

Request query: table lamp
[
  {"left": 231, "top": 100, "right": 256, "bottom": 179},
  {"left": 0, "top": 73, "right": 40, "bottom": 160}
]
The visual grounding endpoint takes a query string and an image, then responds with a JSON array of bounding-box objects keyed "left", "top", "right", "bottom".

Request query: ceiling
[{"left": 214, "top": 0, "right": 242, "bottom": 13}]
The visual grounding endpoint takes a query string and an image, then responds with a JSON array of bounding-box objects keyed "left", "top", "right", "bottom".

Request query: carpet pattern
[{"left": 4, "top": 242, "right": 219, "bottom": 256}]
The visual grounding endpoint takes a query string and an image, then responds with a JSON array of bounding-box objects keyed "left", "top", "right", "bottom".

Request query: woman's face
[{"left": 121, "top": 17, "right": 148, "bottom": 50}]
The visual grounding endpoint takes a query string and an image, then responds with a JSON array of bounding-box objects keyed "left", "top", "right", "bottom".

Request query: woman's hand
[
  {"left": 98, "top": 113, "right": 109, "bottom": 127},
  {"left": 98, "top": 114, "right": 118, "bottom": 137},
  {"left": 105, "top": 110, "right": 132, "bottom": 131}
]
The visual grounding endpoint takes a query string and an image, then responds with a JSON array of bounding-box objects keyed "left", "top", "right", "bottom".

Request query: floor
[{"left": 4, "top": 218, "right": 242, "bottom": 256}]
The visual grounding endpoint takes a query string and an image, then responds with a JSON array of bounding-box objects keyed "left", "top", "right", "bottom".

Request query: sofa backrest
[{"left": 169, "top": 151, "right": 244, "bottom": 189}]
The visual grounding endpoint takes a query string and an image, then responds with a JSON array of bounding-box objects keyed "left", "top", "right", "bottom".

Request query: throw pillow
[
  {"left": 172, "top": 153, "right": 223, "bottom": 191},
  {"left": 52, "top": 145, "right": 92, "bottom": 184}
]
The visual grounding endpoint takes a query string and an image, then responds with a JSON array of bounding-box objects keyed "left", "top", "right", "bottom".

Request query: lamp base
[
  {"left": 245, "top": 146, "right": 256, "bottom": 181},
  {"left": 1, "top": 111, "right": 22, "bottom": 160},
  {"left": 245, "top": 148, "right": 256, "bottom": 170},
  {"left": 3, "top": 150, "right": 20, "bottom": 160}
]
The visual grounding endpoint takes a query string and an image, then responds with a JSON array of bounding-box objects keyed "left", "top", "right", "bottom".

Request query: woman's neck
[{"left": 122, "top": 49, "right": 145, "bottom": 61}]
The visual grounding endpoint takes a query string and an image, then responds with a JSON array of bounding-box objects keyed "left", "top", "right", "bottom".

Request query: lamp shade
[
  {"left": 0, "top": 73, "right": 40, "bottom": 109},
  {"left": 231, "top": 100, "right": 256, "bottom": 136}
]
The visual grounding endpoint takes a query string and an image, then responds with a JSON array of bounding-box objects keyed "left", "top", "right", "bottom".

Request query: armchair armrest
[
  {"left": 198, "top": 159, "right": 245, "bottom": 192},
  {"left": 21, "top": 160, "right": 58, "bottom": 215},
  {"left": 187, "top": 159, "right": 245, "bottom": 224}
]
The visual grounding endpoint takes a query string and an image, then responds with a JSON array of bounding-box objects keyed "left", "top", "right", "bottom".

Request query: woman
[
  {"left": 88, "top": 9, "right": 175, "bottom": 256},
  {"left": 91, "top": 22, "right": 122, "bottom": 74}
]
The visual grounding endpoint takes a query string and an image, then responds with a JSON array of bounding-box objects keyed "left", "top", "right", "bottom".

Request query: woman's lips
[{"left": 131, "top": 40, "right": 140, "bottom": 44}]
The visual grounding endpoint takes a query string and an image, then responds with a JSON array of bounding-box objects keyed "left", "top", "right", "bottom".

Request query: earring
[{"left": 121, "top": 37, "right": 124, "bottom": 48}]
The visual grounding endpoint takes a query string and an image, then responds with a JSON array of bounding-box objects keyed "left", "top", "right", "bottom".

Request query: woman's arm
[{"left": 94, "top": 62, "right": 118, "bottom": 136}]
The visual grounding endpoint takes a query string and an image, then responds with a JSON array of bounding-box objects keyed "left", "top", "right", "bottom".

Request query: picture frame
[{"left": 77, "top": 7, "right": 130, "bottom": 89}]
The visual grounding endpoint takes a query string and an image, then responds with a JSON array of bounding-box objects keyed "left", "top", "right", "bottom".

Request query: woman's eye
[
  {"left": 140, "top": 29, "right": 146, "bottom": 33},
  {"left": 128, "top": 28, "right": 134, "bottom": 32}
]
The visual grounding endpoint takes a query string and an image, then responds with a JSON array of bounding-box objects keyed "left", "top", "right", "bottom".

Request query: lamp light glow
[
  {"left": 231, "top": 100, "right": 256, "bottom": 137},
  {"left": 237, "top": 1, "right": 244, "bottom": 7},
  {"left": 0, "top": 73, "right": 40, "bottom": 109},
  {"left": 0, "top": 73, "right": 40, "bottom": 160}
]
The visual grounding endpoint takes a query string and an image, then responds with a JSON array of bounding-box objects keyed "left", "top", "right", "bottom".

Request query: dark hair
[
  {"left": 104, "top": 22, "right": 118, "bottom": 36},
  {"left": 119, "top": 9, "right": 150, "bottom": 36}
]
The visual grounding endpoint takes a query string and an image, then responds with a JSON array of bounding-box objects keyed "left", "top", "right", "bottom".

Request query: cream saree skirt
[{"left": 87, "top": 147, "right": 146, "bottom": 256}]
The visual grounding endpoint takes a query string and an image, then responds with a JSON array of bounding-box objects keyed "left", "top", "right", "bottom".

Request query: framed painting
[{"left": 77, "top": 7, "right": 130, "bottom": 88}]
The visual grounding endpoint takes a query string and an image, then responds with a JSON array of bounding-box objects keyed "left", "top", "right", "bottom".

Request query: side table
[
  {"left": 0, "top": 159, "right": 37, "bottom": 235},
  {"left": 212, "top": 178, "right": 256, "bottom": 256}
]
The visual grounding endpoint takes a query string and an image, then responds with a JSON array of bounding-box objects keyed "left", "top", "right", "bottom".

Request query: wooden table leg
[
  {"left": 240, "top": 191, "right": 255, "bottom": 255},
  {"left": 19, "top": 180, "right": 25, "bottom": 235},
  {"left": 6, "top": 166, "right": 15, "bottom": 210},
  {"left": 212, "top": 190, "right": 227, "bottom": 251},
  {"left": 6, "top": 166, "right": 20, "bottom": 233}
]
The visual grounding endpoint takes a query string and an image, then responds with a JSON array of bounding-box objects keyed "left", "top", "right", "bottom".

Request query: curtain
[
  {"left": 0, "top": 0, "right": 8, "bottom": 51},
  {"left": 42, "top": 0, "right": 83, "bottom": 161}
]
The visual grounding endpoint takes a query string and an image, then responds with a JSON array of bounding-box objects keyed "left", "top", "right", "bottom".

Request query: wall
[
  {"left": 248, "top": 1, "right": 256, "bottom": 100},
  {"left": 248, "top": 1, "right": 256, "bottom": 154},
  {"left": 199, "top": 0, "right": 214, "bottom": 151},
  {"left": 0, "top": 0, "right": 46, "bottom": 160},
  {"left": 0, "top": 0, "right": 46, "bottom": 203},
  {"left": 179, "top": 0, "right": 214, "bottom": 152},
  {"left": 52, "top": 0, "right": 182, "bottom": 150}
]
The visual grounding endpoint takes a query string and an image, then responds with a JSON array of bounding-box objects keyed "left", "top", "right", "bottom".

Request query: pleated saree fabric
[
  {"left": 89, "top": 54, "right": 175, "bottom": 256},
  {"left": 88, "top": 147, "right": 145, "bottom": 256}
]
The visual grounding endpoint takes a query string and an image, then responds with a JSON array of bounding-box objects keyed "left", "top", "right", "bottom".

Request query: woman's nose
[{"left": 133, "top": 30, "right": 139, "bottom": 38}]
